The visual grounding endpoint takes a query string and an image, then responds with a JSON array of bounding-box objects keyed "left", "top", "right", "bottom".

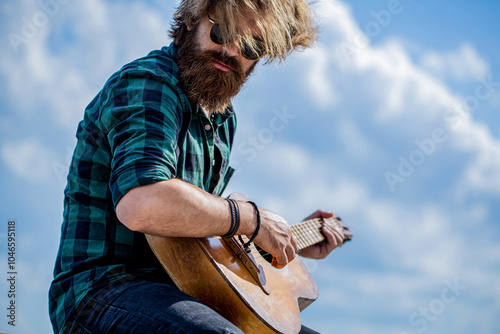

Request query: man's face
[
  {"left": 177, "top": 13, "right": 261, "bottom": 114},
  {"left": 194, "top": 14, "right": 260, "bottom": 75}
]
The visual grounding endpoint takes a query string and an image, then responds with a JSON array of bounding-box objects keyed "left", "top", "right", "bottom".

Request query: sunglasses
[{"left": 208, "top": 15, "right": 266, "bottom": 61}]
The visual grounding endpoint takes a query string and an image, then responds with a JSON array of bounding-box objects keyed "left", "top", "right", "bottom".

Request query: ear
[{"left": 185, "top": 18, "right": 195, "bottom": 31}]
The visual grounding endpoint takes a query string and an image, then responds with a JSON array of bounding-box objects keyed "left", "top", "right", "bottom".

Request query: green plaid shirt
[{"left": 49, "top": 42, "right": 236, "bottom": 334}]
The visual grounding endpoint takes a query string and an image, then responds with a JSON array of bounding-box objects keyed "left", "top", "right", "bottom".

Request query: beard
[{"left": 177, "top": 29, "right": 257, "bottom": 114}]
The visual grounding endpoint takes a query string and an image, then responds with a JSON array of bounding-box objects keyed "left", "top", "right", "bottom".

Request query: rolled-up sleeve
[{"left": 97, "top": 70, "right": 184, "bottom": 207}]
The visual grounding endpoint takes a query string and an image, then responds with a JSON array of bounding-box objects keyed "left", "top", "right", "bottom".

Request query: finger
[
  {"left": 319, "top": 210, "right": 335, "bottom": 218},
  {"left": 272, "top": 256, "right": 286, "bottom": 269},
  {"left": 323, "top": 223, "right": 344, "bottom": 249},
  {"left": 291, "top": 235, "right": 299, "bottom": 254},
  {"left": 329, "top": 225, "right": 345, "bottom": 244},
  {"left": 303, "top": 209, "right": 335, "bottom": 221},
  {"left": 285, "top": 243, "right": 296, "bottom": 263},
  {"left": 322, "top": 222, "right": 336, "bottom": 242},
  {"left": 324, "top": 221, "right": 345, "bottom": 240},
  {"left": 228, "top": 192, "right": 250, "bottom": 201},
  {"left": 273, "top": 245, "right": 289, "bottom": 268}
]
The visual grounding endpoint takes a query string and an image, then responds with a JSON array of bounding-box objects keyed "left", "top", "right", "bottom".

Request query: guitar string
[
  {"left": 233, "top": 217, "right": 341, "bottom": 258},
  {"left": 249, "top": 218, "right": 325, "bottom": 258}
]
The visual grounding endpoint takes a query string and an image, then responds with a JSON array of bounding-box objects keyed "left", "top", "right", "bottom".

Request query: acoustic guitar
[{"left": 146, "top": 213, "right": 351, "bottom": 334}]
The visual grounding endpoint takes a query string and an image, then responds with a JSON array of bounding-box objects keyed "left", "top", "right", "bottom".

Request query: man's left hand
[{"left": 297, "top": 210, "right": 344, "bottom": 259}]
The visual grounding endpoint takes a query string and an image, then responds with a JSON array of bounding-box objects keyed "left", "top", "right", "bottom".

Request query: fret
[
  {"left": 236, "top": 216, "right": 347, "bottom": 256},
  {"left": 291, "top": 218, "right": 327, "bottom": 251},
  {"left": 294, "top": 224, "right": 306, "bottom": 240},
  {"left": 290, "top": 224, "right": 306, "bottom": 249},
  {"left": 311, "top": 219, "right": 322, "bottom": 238},
  {"left": 294, "top": 224, "right": 304, "bottom": 248},
  {"left": 305, "top": 220, "right": 317, "bottom": 244},
  {"left": 298, "top": 222, "right": 310, "bottom": 246},
  {"left": 303, "top": 221, "right": 315, "bottom": 245},
  {"left": 297, "top": 221, "right": 310, "bottom": 249}
]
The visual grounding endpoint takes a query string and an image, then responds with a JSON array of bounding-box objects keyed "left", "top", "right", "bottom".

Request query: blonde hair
[{"left": 170, "top": 0, "right": 317, "bottom": 62}]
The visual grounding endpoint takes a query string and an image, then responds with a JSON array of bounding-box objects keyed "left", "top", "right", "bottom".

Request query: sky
[{"left": 0, "top": 0, "right": 499, "bottom": 333}]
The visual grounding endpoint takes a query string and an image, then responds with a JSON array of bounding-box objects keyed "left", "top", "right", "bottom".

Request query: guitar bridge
[{"left": 223, "top": 237, "right": 271, "bottom": 295}]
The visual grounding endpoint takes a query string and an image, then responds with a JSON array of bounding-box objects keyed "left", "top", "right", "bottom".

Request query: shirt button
[{"left": 205, "top": 124, "right": 211, "bottom": 131}]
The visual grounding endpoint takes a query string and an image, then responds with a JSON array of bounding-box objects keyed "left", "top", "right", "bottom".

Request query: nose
[{"left": 222, "top": 41, "right": 239, "bottom": 58}]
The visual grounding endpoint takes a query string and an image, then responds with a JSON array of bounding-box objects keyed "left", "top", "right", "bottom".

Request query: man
[{"left": 49, "top": 0, "right": 346, "bottom": 333}]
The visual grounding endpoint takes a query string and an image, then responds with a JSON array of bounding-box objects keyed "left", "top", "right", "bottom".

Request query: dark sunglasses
[{"left": 208, "top": 15, "right": 266, "bottom": 61}]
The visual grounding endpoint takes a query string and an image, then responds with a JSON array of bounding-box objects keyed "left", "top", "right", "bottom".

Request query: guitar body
[{"left": 146, "top": 234, "right": 319, "bottom": 334}]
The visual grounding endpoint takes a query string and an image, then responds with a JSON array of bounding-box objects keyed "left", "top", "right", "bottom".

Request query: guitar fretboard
[
  {"left": 291, "top": 217, "right": 348, "bottom": 251},
  {"left": 237, "top": 216, "right": 350, "bottom": 259},
  {"left": 291, "top": 218, "right": 325, "bottom": 251}
]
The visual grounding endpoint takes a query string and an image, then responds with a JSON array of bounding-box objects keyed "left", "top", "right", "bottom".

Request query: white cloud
[
  {"left": 1, "top": 139, "right": 56, "bottom": 183},
  {"left": 298, "top": 177, "right": 370, "bottom": 215},
  {"left": 263, "top": 142, "right": 310, "bottom": 178},
  {"left": 302, "top": 195, "right": 498, "bottom": 333},
  {"left": 1, "top": 0, "right": 172, "bottom": 129},
  {"left": 242, "top": 138, "right": 489, "bottom": 284},
  {"left": 232, "top": 2, "right": 500, "bottom": 321},
  {"left": 420, "top": 44, "right": 489, "bottom": 82},
  {"left": 364, "top": 202, "right": 463, "bottom": 276},
  {"left": 336, "top": 119, "right": 371, "bottom": 158},
  {"left": 296, "top": 0, "right": 500, "bottom": 195},
  {"left": 450, "top": 121, "right": 500, "bottom": 194},
  {"left": 298, "top": 46, "right": 339, "bottom": 108}
]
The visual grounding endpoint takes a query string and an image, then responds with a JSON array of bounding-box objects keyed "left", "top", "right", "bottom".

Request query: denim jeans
[{"left": 65, "top": 278, "right": 320, "bottom": 333}]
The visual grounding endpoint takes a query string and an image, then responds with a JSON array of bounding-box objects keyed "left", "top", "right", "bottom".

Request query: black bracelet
[
  {"left": 223, "top": 198, "right": 241, "bottom": 238},
  {"left": 243, "top": 201, "right": 260, "bottom": 250},
  {"left": 223, "top": 198, "right": 235, "bottom": 238},
  {"left": 231, "top": 199, "right": 241, "bottom": 236}
]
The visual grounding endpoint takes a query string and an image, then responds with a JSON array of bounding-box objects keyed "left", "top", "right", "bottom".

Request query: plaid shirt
[{"left": 49, "top": 42, "right": 236, "bottom": 334}]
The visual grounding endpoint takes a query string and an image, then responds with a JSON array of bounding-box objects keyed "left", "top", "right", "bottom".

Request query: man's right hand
[
  {"left": 227, "top": 193, "right": 298, "bottom": 269},
  {"left": 252, "top": 208, "right": 298, "bottom": 269}
]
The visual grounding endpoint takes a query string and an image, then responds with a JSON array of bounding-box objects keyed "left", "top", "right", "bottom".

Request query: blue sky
[{"left": 1, "top": 0, "right": 499, "bottom": 333}]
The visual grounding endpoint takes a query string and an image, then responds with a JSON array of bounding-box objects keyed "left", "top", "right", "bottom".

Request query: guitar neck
[{"left": 291, "top": 217, "right": 351, "bottom": 251}]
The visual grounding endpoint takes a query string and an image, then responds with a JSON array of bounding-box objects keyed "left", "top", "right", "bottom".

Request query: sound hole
[{"left": 255, "top": 244, "right": 273, "bottom": 264}]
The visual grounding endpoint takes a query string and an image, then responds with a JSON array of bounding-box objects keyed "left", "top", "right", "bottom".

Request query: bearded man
[{"left": 49, "top": 0, "right": 346, "bottom": 333}]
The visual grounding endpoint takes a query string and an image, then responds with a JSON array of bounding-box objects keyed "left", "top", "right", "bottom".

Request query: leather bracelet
[
  {"left": 231, "top": 199, "right": 241, "bottom": 236},
  {"left": 243, "top": 201, "right": 260, "bottom": 250},
  {"left": 223, "top": 198, "right": 236, "bottom": 238}
]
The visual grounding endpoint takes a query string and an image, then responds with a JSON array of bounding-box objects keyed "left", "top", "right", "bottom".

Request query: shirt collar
[
  {"left": 162, "top": 41, "right": 179, "bottom": 62},
  {"left": 192, "top": 103, "right": 234, "bottom": 125}
]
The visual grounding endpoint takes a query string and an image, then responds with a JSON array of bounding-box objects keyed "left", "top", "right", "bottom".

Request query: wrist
[
  {"left": 243, "top": 201, "right": 261, "bottom": 249},
  {"left": 237, "top": 201, "right": 258, "bottom": 236},
  {"left": 222, "top": 198, "right": 239, "bottom": 238}
]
